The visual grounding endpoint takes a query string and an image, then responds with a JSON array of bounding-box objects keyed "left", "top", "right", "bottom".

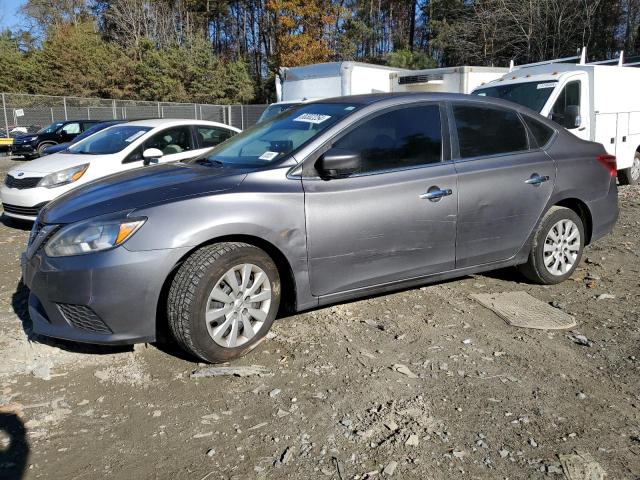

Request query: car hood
[
  {"left": 9, "top": 152, "right": 113, "bottom": 175},
  {"left": 40, "top": 162, "right": 250, "bottom": 224}
]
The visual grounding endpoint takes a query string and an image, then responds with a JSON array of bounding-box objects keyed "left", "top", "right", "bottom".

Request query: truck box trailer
[
  {"left": 390, "top": 66, "right": 508, "bottom": 94},
  {"left": 473, "top": 49, "right": 640, "bottom": 184},
  {"left": 276, "top": 62, "right": 404, "bottom": 103}
]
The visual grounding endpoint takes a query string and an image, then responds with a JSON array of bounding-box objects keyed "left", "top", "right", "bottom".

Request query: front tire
[
  {"left": 167, "top": 242, "right": 281, "bottom": 363},
  {"left": 519, "top": 206, "right": 585, "bottom": 285},
  {"left": 37, "top": 142, "right": 55, "bottom": 156},
  {"left": 618, "top": 151, "right": 640, "bottom": 186}
]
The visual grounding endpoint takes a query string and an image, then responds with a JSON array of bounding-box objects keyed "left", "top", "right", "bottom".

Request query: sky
[{"left": 0, "top": 0, "right": 26, "bottom": 30}]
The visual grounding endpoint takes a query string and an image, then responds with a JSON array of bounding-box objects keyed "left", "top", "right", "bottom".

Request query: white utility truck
[
  {"left": 473, "top": 48, "right": 640, "bottom": 184},
  {"left": 390, "top": 66, "right": 508, "bottom": 94}
]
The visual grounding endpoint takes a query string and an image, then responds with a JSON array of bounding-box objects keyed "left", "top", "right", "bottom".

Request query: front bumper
[
  {"left": 11, "top": 142, "right": 37, "bottom": 155},
  {"left": 22, "top": 243, "right": 191, "bottom": 345},
  {"left": 1, "top": 183, "right": 59, "bottom": 220}
]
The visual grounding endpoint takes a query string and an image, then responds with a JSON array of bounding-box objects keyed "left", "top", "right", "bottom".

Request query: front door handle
[
  {"left": 525, "top": 174, "right": 550, "bottom": 186},
  {"left": 420, "top": 187, "right": 453, "bottom": 201}
]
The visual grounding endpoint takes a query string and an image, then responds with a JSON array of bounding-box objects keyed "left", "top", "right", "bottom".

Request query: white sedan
[{"left": 1, "top": 119, "right": 240, "bottom": 221}]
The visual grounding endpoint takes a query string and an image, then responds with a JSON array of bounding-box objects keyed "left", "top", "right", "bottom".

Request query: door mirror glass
[
  {"left": 316, "top": 148, "right": 361, "bottom": 179},
  {"left": 142, "top": 148, "right": 163, "bottom": 165}
]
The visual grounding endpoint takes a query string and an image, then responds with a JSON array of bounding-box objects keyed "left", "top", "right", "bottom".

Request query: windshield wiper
[{"left": 194, "top": 158, "right": 224, "bottom": 167}]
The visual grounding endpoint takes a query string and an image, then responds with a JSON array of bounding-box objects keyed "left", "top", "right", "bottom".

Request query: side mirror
[
  {"left": 142, "top": 148, "right": 163, "bottom": 165},
  {"left": 316, "top": 148, "right": 361, "bottom": 179},
  {"left": 564, "top": 105, "right": 581, "bottom": 129}
]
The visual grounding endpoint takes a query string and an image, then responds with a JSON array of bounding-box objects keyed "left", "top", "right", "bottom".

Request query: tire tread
[{"left": 167, "top": 242, "right": 253, "bottom": 362}]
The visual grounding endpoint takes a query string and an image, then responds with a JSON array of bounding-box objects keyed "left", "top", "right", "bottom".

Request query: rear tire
[
  {"left": 618, "top": 151, "right": 640, "bottom": 185},
  {"left": 167, "top": 242, "right": 281, "bottom": 363},
  {"left": 518, "top": 206, "right": 585, "bottom": 285}
]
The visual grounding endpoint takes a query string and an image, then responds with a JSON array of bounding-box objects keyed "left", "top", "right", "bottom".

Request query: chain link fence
[{"left": 0, "top": 93, "right": 268, "bottom": 134}]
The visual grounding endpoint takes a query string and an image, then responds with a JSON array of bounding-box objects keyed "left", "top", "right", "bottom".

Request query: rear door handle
[
  {"left": 420, "top": 187, "right": 453, "bottom": 201},
  {"left": 525, "top": 174, "right": 550, "bottom": 186}
]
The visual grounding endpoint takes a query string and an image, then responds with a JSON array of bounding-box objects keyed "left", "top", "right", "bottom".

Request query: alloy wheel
[
  {"left": 543, "top": 219, "right": 581, "bottom": 276},
  {"left": 204, "top": 263, "right": 272, "bottom": 348},
  {"left": 631, "top": 154, "right": 640, "bottom": 182}
]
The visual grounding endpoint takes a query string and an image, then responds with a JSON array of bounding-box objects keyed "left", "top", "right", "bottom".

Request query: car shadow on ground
[
  {"left": 0, "top": 412, "right": 29, "bottom": 480},
  {"left": 0, "top": 215, "right": 32, "bottom": 231},
  {"left": 11, "top": 280, "right": 131, "bottom": 356}
]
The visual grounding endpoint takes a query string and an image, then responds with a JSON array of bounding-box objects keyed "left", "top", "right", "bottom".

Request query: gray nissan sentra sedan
[{"left": 21, "top": 93, "right": 618, "bottom": 362}]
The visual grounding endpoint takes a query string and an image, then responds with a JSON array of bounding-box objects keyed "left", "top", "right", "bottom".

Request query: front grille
[
  {"left": 5, "top": 175, "right": 42, "bottom": 189},
  {"left": 2, "top": 203, "right": 45, "bottom": 217},
  {"left": 57, "top": 303, "right": 113, "bottom": 334}
]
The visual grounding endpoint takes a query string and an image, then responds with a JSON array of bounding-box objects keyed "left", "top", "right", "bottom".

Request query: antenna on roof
[
  {"left": 579, "top": 47, "right": 586, "bottom": 65},
  {"left": 619, "top": 51, "right": 625, "bottom": 66},
  {"left": 509, "top": 59, "right": 515, "bottom": 73}
]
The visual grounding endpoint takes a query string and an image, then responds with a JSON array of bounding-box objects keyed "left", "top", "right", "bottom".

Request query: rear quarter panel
[{"left": 546, "top": 133, "right": 613, "bottom": 205}]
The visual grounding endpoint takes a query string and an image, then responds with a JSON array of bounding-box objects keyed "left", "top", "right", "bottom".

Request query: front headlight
[
  {"left": 38, "top": 164, "right": 89, "bottom": 188},
  {"left": 44, "top": 217, "right": 146, "bottom": 257}
]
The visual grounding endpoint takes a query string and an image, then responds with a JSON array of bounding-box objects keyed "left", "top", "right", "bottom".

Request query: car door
[
  {"left": 143, "top": 125, "right": 200, "bottom": 163},
  {"left": 451, "top": 103, "right": 556, "bottom": 268},
  {"left": 302, "top": 103, "right": 458, "bottom": 297},
  {"left": 548, "top": 75, "right": 590, "bottom": 141}
]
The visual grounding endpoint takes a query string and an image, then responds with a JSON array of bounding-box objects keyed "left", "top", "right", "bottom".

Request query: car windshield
[
  {"left": 68, "top": 125, "right": 152, "bottom": 155},
  {"left": 37, "top": 122, "right": 64, "bottom": 134},
  {"left": 197, "top": 103, "right": 360, "bottom": 166},
  {"left": 69, "top": 123, "right": 116, "bottom": 145},
  {"left": 258, "top": 103, "right": 301, "bottom": 123},
  {"left": 474, "top": 80, "right": 558, "bottom": 112}
]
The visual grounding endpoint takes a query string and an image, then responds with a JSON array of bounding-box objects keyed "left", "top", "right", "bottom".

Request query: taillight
[{"left": 597, "top": 154, "right": 617, "bottom": 177}]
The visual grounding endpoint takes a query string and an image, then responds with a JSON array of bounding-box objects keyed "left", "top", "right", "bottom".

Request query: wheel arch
[
  {"left": 553, "top": 197, "right": 593, "bottom": 245},
  {"left": 155, "top": 234, "right": 298, "bottom": 338}
]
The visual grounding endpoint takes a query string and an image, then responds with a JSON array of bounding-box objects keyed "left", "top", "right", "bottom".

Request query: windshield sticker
[
  {"left": 293, "top": 113, "right": 331, "bottom": 124},
  {"left": 125, "top": 130, "right": 146, "bottom": 143},
  {"left": 258, "top": 151, "right": 280, "bottom": 161},
  {"left": 537, "top": 82, "right": 558, "bottom": 90}
]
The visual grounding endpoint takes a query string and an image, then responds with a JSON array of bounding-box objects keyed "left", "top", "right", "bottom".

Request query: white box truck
[
  {"left": 390, "top": 66, "right": 508, "bottom": 94},
  {"left": 258, "top": 62, "right": 405, "bottom": 122},
  {"left": 473, "top": 49, "right": 640, "bottom": 184}
]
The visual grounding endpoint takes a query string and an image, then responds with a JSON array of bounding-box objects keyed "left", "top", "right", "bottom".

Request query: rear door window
[
  {"left": 523, "top": 116, "right": 555, "bottom": 147},
  {"left": 196, "top": 126, "right": 236, "bottom": 148},
  {"left": 453, "top": 105, "right": 528, "bottom": 159},
  {"left": 333, "top": 104, "right": 443, "bottom": 174}
]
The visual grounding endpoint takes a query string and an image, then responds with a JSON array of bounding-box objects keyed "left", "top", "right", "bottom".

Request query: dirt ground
[{"left": 0, "top": 153, "right": 638, "bottom": 480}]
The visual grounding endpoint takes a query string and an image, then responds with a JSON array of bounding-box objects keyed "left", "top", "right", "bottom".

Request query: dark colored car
[
  {"left": 12, "top": 120, "right": 101, "bottom": 159},
  {"left": 22, "top": 93, "right": 618, "bottom": 363},
  {"left": 41, "top": 120, "right": 124, "bottom": 156}
]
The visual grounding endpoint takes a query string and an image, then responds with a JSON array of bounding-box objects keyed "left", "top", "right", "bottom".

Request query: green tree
[
  {"left": 386, "top": 49, "right": 437, "bottom": 69},
  {"left": 38, "top": 21, "right": 130, "bottom": 97},
  {"left": 0, "top": 30, "right": 40, "bottom": 93}
]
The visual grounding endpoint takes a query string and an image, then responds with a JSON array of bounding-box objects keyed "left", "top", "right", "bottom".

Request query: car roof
[
  {"left": 122, "top": 118, "right": 240, "bottom": 131},
  {"left": 316, "top": 91, "right": 531, "bottom": 110}
]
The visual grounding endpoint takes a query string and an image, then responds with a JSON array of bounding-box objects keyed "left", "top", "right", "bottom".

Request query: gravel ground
[{"left": 0, "top": 153, "right": 638, "bottom": 480}]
